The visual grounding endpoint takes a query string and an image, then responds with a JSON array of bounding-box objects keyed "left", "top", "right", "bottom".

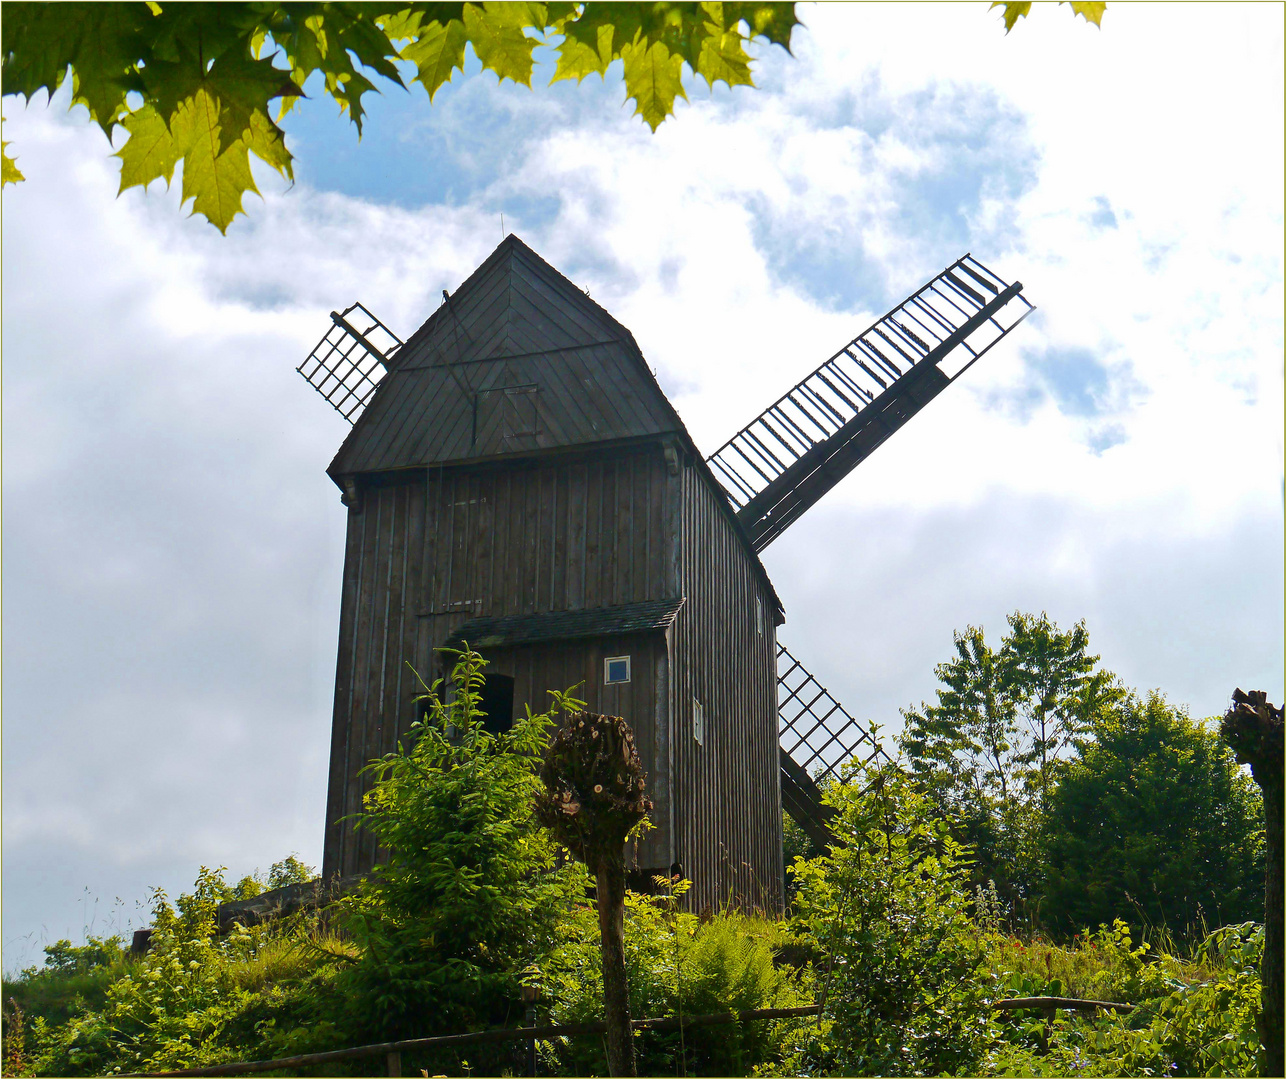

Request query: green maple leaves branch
[
  {"left": 2, "top": 1, "right": 1108, "bottom": 233},
  {"left": 1, "top": 1, "right": 800, "bottom": 232}
]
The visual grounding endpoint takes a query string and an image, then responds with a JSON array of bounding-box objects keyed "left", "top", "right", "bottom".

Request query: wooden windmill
[{"left": 299, "top": 236, "right": 1033, "bottom": 910}]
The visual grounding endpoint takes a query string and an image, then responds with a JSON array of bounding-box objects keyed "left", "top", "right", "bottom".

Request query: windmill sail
[
  {"left": 778, "top": 642, "right": 889, "bottom": 847},
  {"left": 298, "top": 302, "right": 403, "bottom": 423},
  {"left": 707, "top": 255, "right": 1034, "bottom": 551}
]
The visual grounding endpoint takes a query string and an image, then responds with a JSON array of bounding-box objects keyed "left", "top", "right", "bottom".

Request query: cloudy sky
[{"left": 3, "top": 3, "right": 1282, "bottom": 969}]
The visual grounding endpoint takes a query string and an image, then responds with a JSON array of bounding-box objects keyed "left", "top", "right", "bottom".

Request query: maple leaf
[
  {"left": 398, "top": 16, "right": 471, "bottom": 101},
  {"left": 116, "top": 90, "right": 293, "bottom": 232},
  {"left": 992, "top": 1, "right": 1033, "bottom": 33},
  {"left": 462, "top": 3, "right": 543, "bottom": 88},
  {"left": 992, "top": 1, "right": 1106, "bottom": 33},
  {"left": 621, "top": 37, "right": 688, "bottom": 133},
  {"left": 695, "top": 21, "right": 755, "bottom": 90},
  {"left": 550, "top": 21, "right": 615, "bottom": 84},
  {"left": 168, "top": 88, "right": 258, "bottom": 233},
  {"left": 115, "top": 103, "right": 182, "bottom": 192},
  {"left": 1066, "top": 2, "right": 1106, "bottom": 27},
  {"left": 2, "top": 137, "right": 24, "bottom": 186},
  {"left": 718, "top": 1, "right": 800, "bottom": 50},
  {"left": 243, "top": 108, "right": 294, "bottom": 179},
  {"left": 2, "top": 3, "right": 144, "bottom": 134}
]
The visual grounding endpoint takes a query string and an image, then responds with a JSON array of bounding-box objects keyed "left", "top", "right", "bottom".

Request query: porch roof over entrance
[{"left": 445, "top": 598, "right": 685, "bottom": 652}]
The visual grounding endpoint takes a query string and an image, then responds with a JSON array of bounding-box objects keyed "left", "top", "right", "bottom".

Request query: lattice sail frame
[
  {"left": 778, "top": 643, "right": 889, "bottom": 784},
  {"left": 707, "top": 254, "right": 1034, "bottom": 550},
  {"left": 298, "top": 302, "right": 404, "bottom": 423}
]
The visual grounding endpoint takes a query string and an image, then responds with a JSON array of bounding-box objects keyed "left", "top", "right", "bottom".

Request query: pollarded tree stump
[
  {"left": 1221, "top": 688, "right": 1284, "bottom": 1078},
  {"left": 535, "top": 711, "right": 652, "bottom": 1078}
]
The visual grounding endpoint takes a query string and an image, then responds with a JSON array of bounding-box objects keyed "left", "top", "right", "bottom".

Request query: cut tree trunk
[
  {"left": 596, "top": 852, "right": 636, "bottom": 1077},
  {"left": 1221, "top": 688, "right": 1284, "bottom": 1079}
]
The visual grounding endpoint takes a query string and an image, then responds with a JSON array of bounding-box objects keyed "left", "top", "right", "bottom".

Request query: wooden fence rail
[
  {"left": 123, "top": 997, "right": 1135, "bottom": 1078},
  {"left": 122, "top": 1006, "right": 825, "bottom": 1078}
]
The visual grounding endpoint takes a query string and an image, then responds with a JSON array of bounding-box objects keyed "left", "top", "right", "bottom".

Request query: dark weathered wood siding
[
  {"left": 670, "top": 455, "right": 784, "bottom": 913},
  {"left": 320, "top": 235, "right": 785, "bottom": 908},
  {"left": 475, "top": 633, "right": 673, "bottom": 871},
  {"left": 322, "top": 444, "right": 678, "bottom": 879}
]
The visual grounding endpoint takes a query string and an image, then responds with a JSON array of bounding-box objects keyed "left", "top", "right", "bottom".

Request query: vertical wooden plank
[
  {"left": 348, "top": 487, "right": 388, "bottom": 875},
  {"left": 568, "top": 461, "right": 586, "bottom": 611},
  {"left": 493, "top": 470, "right": 511, "bottom": 616},
  {"left": 322, "top": 503, "right": 367, "bottom": 880},
  {"left": 524, "top": 466, "right": 539, "bottom": 613},
  {"left": 397, "top": 481, "right": 424, "bottom": 736},
  {"left": 654, "top": 633, "right": 672, "bottom": 871},
  {"left": 536, "top": 465, "right": 553, "bottom": 612},
  {"left": 583, "top": 457, "right": 602, "bottom": 608},
  {"left": 552, "top": 464, "right": 568, "bottom": 610},
  {"left": 648, "top": 452, "right": 665, "bottom": 600}
]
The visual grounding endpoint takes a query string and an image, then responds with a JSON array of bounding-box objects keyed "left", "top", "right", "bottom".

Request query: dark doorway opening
[{"left": 478, "top": 674, "right": 515, "bottom": 735}]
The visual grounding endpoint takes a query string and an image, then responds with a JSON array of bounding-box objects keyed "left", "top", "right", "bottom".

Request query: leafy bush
[
  {"left": 539, "top": 883, "right": 812, "bottom": 1076},
  {"left": 788, "top": 767, "right": 996, "bottom": 1077},
  {"left": 331, "top": 649, "right": 590, "bottom": 1054},
  {"left": 2, "top": 935, "right": 131, "bottom": 1037},
  {"left": 983, "top": 920, "right": 1263, "bottom": 1077},
  {"left": 8, "top": 866, "right": 351, "bottom": 1077}
]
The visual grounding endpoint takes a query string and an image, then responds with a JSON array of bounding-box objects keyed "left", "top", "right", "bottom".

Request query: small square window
[{"left": 604, "top": 655, "right": 631, "bottom": 685}]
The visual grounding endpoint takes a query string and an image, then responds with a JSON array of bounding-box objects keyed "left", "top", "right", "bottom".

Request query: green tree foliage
[
  {"left": 1006, "top": 611, "right": 1126, "bottom": 807},
  {"left": 1041, "top": 691, "right": 1265, "bottom": 939},
  {"left": 335, "top": 648, "right": 589, "bottom": 1043},
  {"left": 898, "top": 611, "right": 1123, "bottom": 914},
  {"left": 1, "top": 2, "right": 800, "bottom": 230},
  {"left": 788, "top": 767, "right": 996, "bottom": 1077},
  {"left": 265, "top": 854, "right": 315, "bottom": 890}
]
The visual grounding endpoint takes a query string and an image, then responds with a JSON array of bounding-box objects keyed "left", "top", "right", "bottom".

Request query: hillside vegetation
[{"left": 2, "top": 619, "right": 1268, "bottom": 1077}]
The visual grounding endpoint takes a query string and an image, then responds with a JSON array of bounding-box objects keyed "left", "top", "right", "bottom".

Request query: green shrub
[
  {"left": 982, "top": 920, "right": 1263, "bottom": 1078},
  {"left": 330, "top": 648, "right": 590, "bottom": 1061},
  {"left": 9, "top": 866, "right": 350, "bottom": 1077},
  {"left": 788, "top": 767, "right": 996, "bottom": 1077},
  {"left": 2, "top": 935, "right": 132, "bottom": 1036},
  {"left": 538, "top": 883, "right": 812, "bottom": 1076}
]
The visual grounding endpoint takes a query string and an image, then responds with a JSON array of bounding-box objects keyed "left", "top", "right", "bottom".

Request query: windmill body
[{"left": 307, "top": 234, "right": 1032, "bottom": 911}]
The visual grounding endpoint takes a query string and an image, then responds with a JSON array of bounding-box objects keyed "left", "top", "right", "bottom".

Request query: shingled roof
[
  {"left": 444, "top": 598, "right": 686, "bottom": 651},
  {"left": 328, "top": 235, "right": 686, "bottom": 477}
]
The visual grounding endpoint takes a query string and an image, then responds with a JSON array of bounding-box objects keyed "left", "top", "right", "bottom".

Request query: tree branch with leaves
[{"left": 2, "top": 1, "right": 799, "bottom": 231}]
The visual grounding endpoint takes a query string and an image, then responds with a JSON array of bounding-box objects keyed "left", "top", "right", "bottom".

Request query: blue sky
[{"left": 3, "top": 3, "right": 1283, "bottom": 969}]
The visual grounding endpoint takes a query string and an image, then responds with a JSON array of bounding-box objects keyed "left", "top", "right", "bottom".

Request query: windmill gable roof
[{"left": 328, "top": 235, "right": 683, "bottom": 476}]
